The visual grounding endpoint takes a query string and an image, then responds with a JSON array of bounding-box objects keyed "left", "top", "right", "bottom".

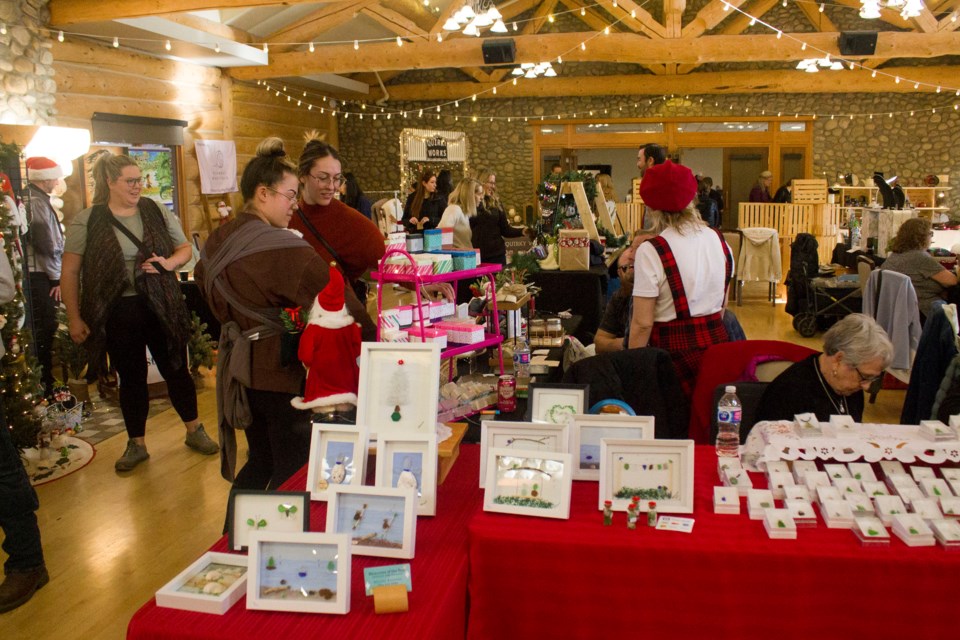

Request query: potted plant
[
  {"left": 54, "top": 309, "right": 89, "bottom": 403},
  {"left": 187, "top": 312, "right": 217, "bottom": 386}
]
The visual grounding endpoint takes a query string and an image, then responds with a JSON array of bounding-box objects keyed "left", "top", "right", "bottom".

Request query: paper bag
[{"left": 558, "top": 229, "right": 590, "bottom": 271}]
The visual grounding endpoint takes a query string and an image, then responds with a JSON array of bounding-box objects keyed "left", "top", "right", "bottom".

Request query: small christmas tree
[{"left": 0, "top": 140, "right": 44, "bottom": 451}]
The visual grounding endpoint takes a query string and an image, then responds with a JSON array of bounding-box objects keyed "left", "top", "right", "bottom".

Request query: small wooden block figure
[{"left": 603, "top": 500, "right": 613, "bottom": 526}]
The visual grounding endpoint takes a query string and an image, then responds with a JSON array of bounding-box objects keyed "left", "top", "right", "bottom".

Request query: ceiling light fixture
[{"left": 442, "top": 1, "right": 506, "bottom": 36}]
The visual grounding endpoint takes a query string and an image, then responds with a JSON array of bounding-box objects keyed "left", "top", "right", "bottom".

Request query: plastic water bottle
[
  {"left": 512, "top": 339, "right": 531, "bottom": 384},
  {"left": 716, "top": 386, "right": 742, "bottom": 459}
]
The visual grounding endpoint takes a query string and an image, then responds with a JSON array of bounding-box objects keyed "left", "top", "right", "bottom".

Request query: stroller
[
  {"left": 784, "top": 233, "right": 821, "bottom": 337},
  {"left": 785, "top": 233, "right": 862, "bottom": 337}
]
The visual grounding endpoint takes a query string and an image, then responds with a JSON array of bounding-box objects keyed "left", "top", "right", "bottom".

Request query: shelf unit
[
  {"left": 372, "top": 249, "right": 504, "bottom": 377},
  {"left": 835, "top": 185, "right": 950, "bottom": 212}
]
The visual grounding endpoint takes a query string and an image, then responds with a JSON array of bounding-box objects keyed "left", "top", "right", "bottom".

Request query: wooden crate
[{"left": 791, "top": 179, "right": 828, "bottom": 204}]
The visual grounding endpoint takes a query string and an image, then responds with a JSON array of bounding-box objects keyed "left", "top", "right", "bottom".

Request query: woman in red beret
[{"left": 627, "top": 160, "right": 734, "bottom": 397}]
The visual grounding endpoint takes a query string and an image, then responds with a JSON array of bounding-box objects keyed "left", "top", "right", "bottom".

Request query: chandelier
[
  {"left": 511, "top": 62, "right": 557, "bottom": 78},
  {"left": 859, "top": 0, "right": 924, "bottom": 19},
  {"left": 796, "top": 56, "right": 844, "bottom": 72},
  {"left": 442, "top": 1, "right": 507, "bottom": 35}
]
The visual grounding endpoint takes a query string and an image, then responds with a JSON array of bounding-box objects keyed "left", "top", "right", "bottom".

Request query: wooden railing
[
  {"left": 738, "top": 202, "right": 845, "bottom": 271},
  {"left": 615, "top": 203, "right": 646, "bottom": 236}
]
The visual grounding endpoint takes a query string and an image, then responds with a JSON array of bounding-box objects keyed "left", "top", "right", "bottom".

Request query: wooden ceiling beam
[
  {"left": 607, "top": 0, "right": 667, "bottom": 39},
  {"left": 158, "top": 12, "right": 253, "bottom": 44},
  {"left": 379, "top": 65, "right": 960, "bottom": 99},
  {"left": 830, "top": 0, "right": 913, "bottom": 29},
  {"left": 361, "top": 4, "right": 429, "bottom": 38},
  {"left": 683, "top": 0, "right": 749, "bottom": 38},
  {"left": 266, "top": 1, "right": 374, "bottom": 46},
  {"left": 230, "top": 30, "right": 960, "bottom": 80},
  {"left": 664, "top": 0, "right": 687, "bottom": 38},
  {"left": 50, "top": 0, "right": 322, "bottom": 26},
  {"left": 717, "top": 0, "right": 781, "bottom": 35},
  {"left": 795, "top": 0, "right": 838, "bottom": 32},
  {"left": 523, "top": 0, "right": 560, "bottom": 35}
]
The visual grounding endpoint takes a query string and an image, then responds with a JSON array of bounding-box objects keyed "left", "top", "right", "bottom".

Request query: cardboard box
[
  {"left": 405, "top": 233, "right": 423, "bottom": 252},
  {"left": 440, "top": 227, "right": 454, "bottom": 247},
  {"left": 424, "top": 228, "right": 443, "bottom": 251},
  {"left": 449, "top": 249, "right": 478, "bottom": 271},
  {"left": 434, "top": 320, "right": 485, "bottom": 344},
  {"left": 406, "top": 326, "right": 448, "bottom": 348}
]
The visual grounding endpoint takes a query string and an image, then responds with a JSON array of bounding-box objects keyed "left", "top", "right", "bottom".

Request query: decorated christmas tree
[{"left": 0, "top": 140, "right": 44, "bottom": 451}]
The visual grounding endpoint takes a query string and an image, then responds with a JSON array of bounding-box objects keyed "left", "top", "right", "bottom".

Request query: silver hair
[{"left": 822, "top": 313, "right": 894, "bottom": 369}]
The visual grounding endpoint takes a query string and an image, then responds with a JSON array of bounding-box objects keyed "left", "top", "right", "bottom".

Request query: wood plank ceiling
[{"left": 48, "top": 0, "right": 960, "bottom": 104}]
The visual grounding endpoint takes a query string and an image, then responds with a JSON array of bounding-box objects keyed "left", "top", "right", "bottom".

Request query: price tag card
[
  {"left": 655, "top": 516, "right": 695, "bottom": 533},
  {"left": 363, "top": 564, "right": 412, "bottom": 597}
]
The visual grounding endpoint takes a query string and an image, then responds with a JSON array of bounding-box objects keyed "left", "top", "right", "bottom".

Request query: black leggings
[
  {"left": 104, "top": 296, "right": 198, "bottom": 439},
  {"left": 232, "top": 389, "right": 313, "bottom": 491}
]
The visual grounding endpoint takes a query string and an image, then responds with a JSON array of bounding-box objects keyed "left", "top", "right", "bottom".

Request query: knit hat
[
  {"left": 639, "top": 160, "right": 698, "bottom": 213},
  {"left": 317, "top": 265, "right": 345, "bottom": 312},
  {"left": 759, "top": 170, "right": 773, "bottom": 179},
  {"left": 26, "top": 157, "right": 63, "bottom": 181}
]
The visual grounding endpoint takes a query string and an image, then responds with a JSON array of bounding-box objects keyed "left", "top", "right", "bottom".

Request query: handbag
[{"left": 294, "top": 208, "right": 370, "bottom": 302}]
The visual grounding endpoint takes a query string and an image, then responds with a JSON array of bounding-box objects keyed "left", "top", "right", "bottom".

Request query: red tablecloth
[
  {"left": 127, "top": 445, "right": 482, "bottom": 640},
  {"left": 468, "top": 444, "right": 960, "bottom": 639}
]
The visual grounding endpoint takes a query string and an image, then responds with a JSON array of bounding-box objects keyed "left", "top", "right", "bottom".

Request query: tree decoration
[
  {"left": 187, "top": 312, "right": 217, "bottom": 377},
  {"left": 0, "top": 139, "right": 43, "bottom": 451}
]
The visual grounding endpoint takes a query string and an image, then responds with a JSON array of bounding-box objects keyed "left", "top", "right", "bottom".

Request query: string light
[
  {"left": 819, "top": 3, "right": 824, "bottom": 11},
  {"left": 165, "top": 39, "right": 171, "bottom": 51},
  {"left": 58, "top": 31, "right": 64, "bottom": 42},
  {"left": 354, "top": 40, "right": 359, "bottom": 50},
  {"left": 263, "top": 43, "right": 268, "bottom": 53},
  {"left": 113, "top": 37, "right": 119, "bottom": 47},
  {"left": 396, "top": 36, "right": 402, "bottom": 46},
  {"left": 214, "top": 42, "right": 220, "bottom": 53},
  {"left": 580, "top": 42, "right": 586, "bottom": 50}
]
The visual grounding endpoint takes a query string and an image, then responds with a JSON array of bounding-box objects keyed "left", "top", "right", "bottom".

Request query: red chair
[{"left": 688, "top": 340, "right": 816, "bottom": 444}]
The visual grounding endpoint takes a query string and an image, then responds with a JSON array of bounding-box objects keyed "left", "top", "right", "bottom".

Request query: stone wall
[
  {"left": 0, "top": 0, "right": 56, "bottom": 125},
  {"left": 338, "top": 92, "right": 960, "bottom": 215}
]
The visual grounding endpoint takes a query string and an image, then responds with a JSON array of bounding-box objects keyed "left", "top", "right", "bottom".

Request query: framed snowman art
[
  {"left": 305, "top": 422, "right": 369, "bottom": 501},
  {"left": 375, "top": 435, "right": 438, "bottom": 516}
]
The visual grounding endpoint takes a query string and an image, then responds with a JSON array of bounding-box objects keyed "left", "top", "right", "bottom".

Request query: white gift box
[
  {"left": 412, "top": 254, "right": 435, "bottom": 276},
  {"left": 920, "top": 478, "right": 954, "bottom": 500},
  {"left": 434, "top": 320, "right": 485, "bottom": 345},
  {"left": 919, "top": 420, "right": 956, "bottom": 441},
  {"left": 713, "top": 486, "right": 741, "bottom": 514},
  {"left": 896, "top": 486, "right": 925, "bottom": 506},
  {"left": 910, "top": 498, "right": 943, "bottom": 521},
  {"left": 823, "top": 463, "right": 852, "bottom": 481},
  {"left": 767, "top": 471, "right": 795, "bottom": 500},
  {"left": 816, "top": 485, "right": 842, "bottom": 505},
  {"left": 891, "top": 514, "right": 935, "bottom": 546},
  {"left": 878, "top": 461, "right": 907, "bottom": 478},
  {"left": 382, "top": 255, "right": 417, "bottom": 275},
  {"left": 783, "top": 485, "right": 812, "bottom": 502},
  {"left": 381, "top": 307, "right": 403, "bottom": 330},
  {"left": 763, "top": 509, "right": 798, "bottom": 539},
  {"left": 764, "top": 460, "right": 791, "bottom": 475},
  {"left": 833, "top": 478, "right": 864, "bottom": 496},
  {"left": 843, "top": 493, "right": 875, "bottom": 517},
  {"left": 830, "top": 414, "right": 857, "bottom": 436},
  {"left": 931, "top": 519, "right": 960, "bottom": 546},
  {"left": 430, "top": 252, "right": 453, "bottom": 275},
  {"left": 386, "top": 232, "right": 406, "bottom": 251},
  {"left": 861, "top": 481, "right": 889, "bottom": 497},
  {"left": 853, "top": 516, "right": 890, "bottom": 545},
  {"left": 380, "top": 327, "right": 409, "bottom": 343},
  {"left": 847, "top": 463, "right": 877, "bottom": 483},
  {"left": 941, "top": 468, "right": 960, "bottom": 483},
  {"left": 821, "top": 499, "right": 855, "bottom": 529},
  {"left": 791, "top": 460, "right": 818, "bottom": 483},
  {"left": 794, "top": 413, "right": 822, "bottom": 437},
  {"left": 785, "top": 499, "right": 817, "bottom": 526},
  {"left": 722, "top": 468, "right": 753, "bottom": 496},
  {"left": 747, "top": 489, "right": 775, "bottom": 520},
  {"left": 873, "top": 495, "right": 907, "bottom": 525},
  {"left": 910, "top": 466, "right": 937, "bottom": 482},
  {"left": 411, "top": 300, "right": 432, "bottom": 322},
  {"left": 405, "top": 233, "right": 423, "bottom": 253},
  {"left": 394, "top": 305, "right": 413, "bottom": 327},
  {"left": 440, "top": 227, "right": 454, "bottom": 247},
  {"left": 405, "top": 326, "right": 447, "bottom": 349},
  {"left": 804, "top": 471, "right": 832, "bottom": 492},
  {"left": 939, "top": 496, "right": 960, "bottom": 517}
]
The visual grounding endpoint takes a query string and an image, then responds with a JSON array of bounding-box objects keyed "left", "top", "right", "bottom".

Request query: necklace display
[{"left": 814, "top": 357, "right": 848, "bottom": 415}]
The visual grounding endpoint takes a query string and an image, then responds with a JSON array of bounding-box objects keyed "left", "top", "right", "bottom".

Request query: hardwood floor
[{"left": 0, "top": 294, "right": 904, "bottom": 639}]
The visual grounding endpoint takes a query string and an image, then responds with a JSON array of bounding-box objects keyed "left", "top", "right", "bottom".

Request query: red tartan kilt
[{"left": 650, "top": 312, "right": 728, "bottom": 396}]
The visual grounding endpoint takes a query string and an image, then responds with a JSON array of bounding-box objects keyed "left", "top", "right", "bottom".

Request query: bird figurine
[
  {"left": 352, "top": 503, "right": 367, "bottom": 530},
  {"left": 329, "top": 457, "right": 346, "bottom": 484},
  {"left": 872, "top": 172, "right": 895, "bottom": 209}
]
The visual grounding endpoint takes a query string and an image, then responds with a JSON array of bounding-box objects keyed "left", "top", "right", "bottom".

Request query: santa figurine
[{"left": 290, "top": 266, "right": 361, "bottom": 412}]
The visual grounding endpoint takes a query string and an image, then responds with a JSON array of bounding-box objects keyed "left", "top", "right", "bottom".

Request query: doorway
[{"left": 725, "top": 148, "right": 769, "bottom": 228}]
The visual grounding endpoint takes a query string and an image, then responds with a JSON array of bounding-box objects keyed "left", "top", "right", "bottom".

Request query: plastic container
[{"left": 716, "top": 385, "right": 742, "bottom": 460}]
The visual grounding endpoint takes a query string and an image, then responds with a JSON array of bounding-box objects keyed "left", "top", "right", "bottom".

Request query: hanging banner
[
  {"left": 402, "top": 129, "right": 466, "bottom": 162},
  {"left": 195, "top": 140, "right": 238, "bottom": 194},
  {"left": 426, "top": 136, "right": 448, "bottom": 160}
]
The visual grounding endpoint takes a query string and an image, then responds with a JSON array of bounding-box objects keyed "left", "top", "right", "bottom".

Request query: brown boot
[{"left": 0, "top": 566, "right": 49, "bottom": 613}]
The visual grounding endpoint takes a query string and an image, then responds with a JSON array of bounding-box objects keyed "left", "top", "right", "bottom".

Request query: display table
[
  {"left": 529, "top": 265, "right": 608, "bottom": 343},
  {"left": 467, "top": 444, "right": 960, "bottom": 639},
  {"left": 127, "top": 446, "right": 483, "bottom": 640}
]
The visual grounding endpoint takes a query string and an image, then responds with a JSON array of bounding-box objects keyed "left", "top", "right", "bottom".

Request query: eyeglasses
[
  {"left": 121, "top": 178, "right": 144, "bottom": 187},
  {"left": 308, "top": 172, "right": 345, "bottom": 187},
  {"left": 617, "top": 264, "right": 634, "bottom": 274},
  {"left": 851, "top": 364, "right": 883, "bottom": 385},
  {"left": 266, "top": 186, "right": 298, "bottom": 203}
]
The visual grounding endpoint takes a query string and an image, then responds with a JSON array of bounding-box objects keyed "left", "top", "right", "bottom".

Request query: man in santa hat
[
  {"left": 25, "top": 157, "right": 65, "bottom": 397},
  {"left": 291, "top": 266, "right": 362, "bottom": 412}
]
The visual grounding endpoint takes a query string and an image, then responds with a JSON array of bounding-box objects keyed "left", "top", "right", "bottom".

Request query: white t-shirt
[
  {"left": 632, "top": 225, "right": 732, "bottom": 322},
  {"left": 438, "top": 204, "right": 472, "bottom": 250}
]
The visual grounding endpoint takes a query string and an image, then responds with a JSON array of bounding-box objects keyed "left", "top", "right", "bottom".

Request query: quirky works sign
[{"left": 426, "top": 136, "right": 448, "bottom": 160}]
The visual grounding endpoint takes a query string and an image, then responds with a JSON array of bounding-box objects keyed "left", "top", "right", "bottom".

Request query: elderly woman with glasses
[
  {"left": 60, "top": 153, "right": 215, "bottom": 472},
  {"left": 289, "top": 133, "right": 384, "bottom": 289},
  {"left": 880, "top": 217, "right": 958, "bottom": 322},
  {"left": 755, "top": 314, "right": 893, "bottom": 423}
]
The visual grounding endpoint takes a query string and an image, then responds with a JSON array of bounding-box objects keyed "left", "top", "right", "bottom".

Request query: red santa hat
[
  {"left": 318, "top": 265, "right": 346, "bottom": 312},
  {"left": 26, "top": 157, "right": 63, "bottom": 181}
]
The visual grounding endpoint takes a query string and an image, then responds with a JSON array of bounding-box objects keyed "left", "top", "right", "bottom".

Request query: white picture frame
[
  {"left": 483, "top": 447, "right": 573, "bottom": 520},
  {"left": 155, "top": 551, "right": 248, "bottom": 615},
  {"left": 305, "top": 422, "right": 368, "bottom": 501},
  {"left": 568, "top": 414, "right": 656, "bottom": 481},
  {"left": 599, "top": 439, "right": 695, "bottom": 514},
  {"left": 357, "top": 342, "right": 441, "bottom": 437},
  {"left": 325, "top": 485, "right": 417, "bottom": 559},
  {"left": 247, "top": 531, "right": 350, "bottom": 615},
  {"left": 526, "top": 383, "right": 589, "bottom": 424},
  {"left": 375, "top": 435, "right": 438, "bottom": 516},
  {"left": 479, "top": 420, "right": 569, "bottom": 488},
  {"left": 227, "top": 490, "right": 311, "bottom": 552}
]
